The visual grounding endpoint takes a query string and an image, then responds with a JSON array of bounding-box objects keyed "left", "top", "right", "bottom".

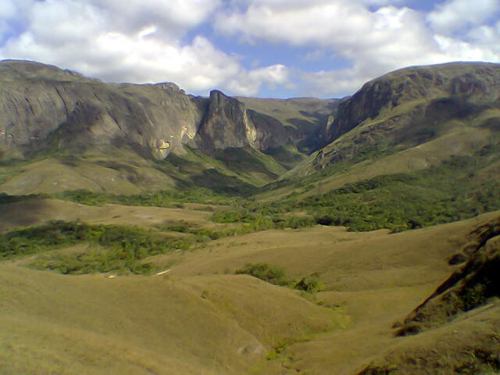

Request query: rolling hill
[{"left": 0, "top": 59, "right": 499, "bottom": 375}]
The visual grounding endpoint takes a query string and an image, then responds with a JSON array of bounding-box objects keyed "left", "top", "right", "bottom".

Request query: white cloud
[
  {"left": 0, "top": 0, "right": 292, "bottom": 96},
  {"left": 214, "top": 0, "right": 500, "bottom": 97},
  {"left": 1, "top": 0, "right": 499, "bottom": 98},
  {"left": 0, "top": 0, "right": 35, "bottom": 44},
  {"left": 427, "top": 0, "right": 500, "bottom": 35},
  {"left": 228, "top": 64, "right": 290, "bottom": 96}
]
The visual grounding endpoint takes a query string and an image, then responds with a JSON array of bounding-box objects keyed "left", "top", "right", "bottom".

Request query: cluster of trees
[
  {"left": 0, "top": 221, "right": 212, "bottom": 274},
  {"left": 236, "top": 263, "right": 324, "bottom": 293},
  {"left": 211, "top": 155, "right": 500, "bottom": 232},
  {"left": 58, "top": 188, "right": 231, "bottom": 207}
]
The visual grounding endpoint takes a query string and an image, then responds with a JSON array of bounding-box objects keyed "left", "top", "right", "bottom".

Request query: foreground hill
[{"left": 0, "top": 198, "right": 498, "bottom": 374}]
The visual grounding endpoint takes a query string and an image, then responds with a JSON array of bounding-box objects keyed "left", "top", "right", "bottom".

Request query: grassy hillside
[
  {"left": 0, "top": 198, "right": 498, "bottom": 374},
  {"left": 1, "top": 62, "right": 499, "bottom": 375},
  {"left": 0, "top": 145, "right": 289, "bottom": 196}
]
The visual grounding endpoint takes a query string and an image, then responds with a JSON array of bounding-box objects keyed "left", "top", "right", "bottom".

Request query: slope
[{"left": 1, "top": 196, "right": 498, "bottom": 374}]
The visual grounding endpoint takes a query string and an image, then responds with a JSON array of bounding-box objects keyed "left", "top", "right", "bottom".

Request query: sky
[{"left": 0, "top": 0, "right": 499, "bottom": 98}]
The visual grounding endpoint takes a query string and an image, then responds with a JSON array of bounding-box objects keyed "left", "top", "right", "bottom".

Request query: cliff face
[
  {"left": 0, "top": 60, "right": 205, "bottom": 160},
  {"left": 304, "top": 63, "right": 500, "bottom": 172},
  {"left": 196, "top": 91, "right": 290, "bottom": 152},
  {"left": 196, "top": 90, "right": 252, "bottom": 151},
  {"left": 327, "top": 63, "right": 500, "bottom": 142},
  {"left": 0, "top": 60, "right": 331, "bottom": 162}
]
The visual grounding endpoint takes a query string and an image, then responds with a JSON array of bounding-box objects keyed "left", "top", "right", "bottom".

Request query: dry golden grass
[
  {"left": 0, "top": 204, "right": 498, "bottom": 374},
  {"left": 0, "top": 198, "right": 214, "bottom": 233},
  {"left": 0, "top": 264, "right": 342, "bottom": 375}
]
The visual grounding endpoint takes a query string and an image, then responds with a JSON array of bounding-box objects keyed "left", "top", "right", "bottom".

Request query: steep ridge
[
  {"left": 0, "top": 60, "right": 329, "bottom": 163},
  {"left": 308, "top": 62, "right": 500, "bottom": 171},
  {"left": 237, "top": 97, "right": 342, "bottom": 154},
  {"left": 196, "top": 90, "right": 289, "bottom": 152},
  {"left": 0, "top": 60, "right": 335, "bottom": 194},
  {"left": 0, "top": 60, "right": 204, "bottom": 159}
]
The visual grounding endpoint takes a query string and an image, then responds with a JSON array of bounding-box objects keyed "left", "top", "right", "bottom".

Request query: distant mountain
[
  {"left": 0, "top": 60, "right": 499, "bottom": 197},
  {"left": 0, "top": 60, "right": 332, "bottom": 161},
  {"left": 305, "top": 62, "right": 500, "bottom": 172}
]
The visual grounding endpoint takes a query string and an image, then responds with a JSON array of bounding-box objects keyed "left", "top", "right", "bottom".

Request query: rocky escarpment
[
  {"left": 306, "top": 63, "right": 500, "bottom": 172},
  {"left": 327, "top": 62, "right": 500, "bottom": 142},
  {"left": 196, "top": 90, "right": 251, "bottom": 151},
  {"left": 396, "top": 218, "right": 500, "bottom": 337},
  {"left": 0, "top": 60, "right": 332, "bottom": 163},
  {"left": 196, "top": 90, "right": 289, "bottom": 152},
  {"left": 0, "top": 60, "right": 205, "bottom": 160}
]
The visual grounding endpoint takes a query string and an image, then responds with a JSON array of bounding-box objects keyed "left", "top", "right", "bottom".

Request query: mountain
[
  {"left": 0, "top": 60, "right": 338, "bottom": 194},
  {"left": 304, "top": 62, "right": 500, "bottom": 172},
  {"left": 0, "top": 59, "right": 332, "bottom": 161},
  {"left": 0, "top": 59, "right": 499, "bottom": 375}
]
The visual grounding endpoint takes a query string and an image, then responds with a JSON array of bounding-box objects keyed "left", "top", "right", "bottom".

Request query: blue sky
[{"left": 1, "top": 0, "right": 499, "bottom": 98}]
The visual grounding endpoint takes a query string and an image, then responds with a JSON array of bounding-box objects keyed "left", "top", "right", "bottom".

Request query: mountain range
[{"left": 0, "top": 59, "right": 499, "bottom": 375}]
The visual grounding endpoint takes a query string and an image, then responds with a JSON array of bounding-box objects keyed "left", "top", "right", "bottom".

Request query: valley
[{"left": 0, "top": 60, "right": 499, "bottom": 374}]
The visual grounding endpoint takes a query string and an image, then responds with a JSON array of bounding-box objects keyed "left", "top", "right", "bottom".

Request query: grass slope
[{"left": 1, "top": 203, "right": 498, "bottom": 374}]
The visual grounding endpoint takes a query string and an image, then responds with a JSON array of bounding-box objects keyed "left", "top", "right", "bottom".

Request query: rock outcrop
[
  {"left": 304, "top": 62, "right": 500, "bottom": 172},
  {"left": 196, "top": 90, "right": 253, "bottom": 151},
  {"left": 0, "top": 60, "right": 332, "bottom": 162},
  {"left": 327, "top": 62, "right": 500, "bottom": 142},
  {"left": 0, "top": 60, "right": 205, "bottom": 160}
]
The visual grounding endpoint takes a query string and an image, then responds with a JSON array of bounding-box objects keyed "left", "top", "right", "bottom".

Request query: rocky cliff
[
  {"left": 327, "top": 62, "right": 500, "bottom": 142},
  {"left": 308, "top": 62, "right": 500, "bottom": 171},
  {"left": 0, "top": 60, "right": 331, "bottom": 162}
]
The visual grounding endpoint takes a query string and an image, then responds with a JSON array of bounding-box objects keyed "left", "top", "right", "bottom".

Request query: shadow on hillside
[
  {"left": 0, "top": 197, "right": 52, "bottom": 232},
  {"left": 190, "top": 169, "right": 258, "bottom": 197}
]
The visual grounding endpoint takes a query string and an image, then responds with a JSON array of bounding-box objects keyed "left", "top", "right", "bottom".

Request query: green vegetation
[
  {"left": 236, "top": 263, "right": 324, "bottom": 293},
  {"left": 0, "top": 192, "right": 46, "bottom": 205},
  {"left": 0, "top": 221, "right": 211, "bottom": 274},
  {"left": 236, "top": 263, "right": 289, "bottom": 286},
  {"left": 212, "top": 153, "right": 500, "bottom": 232},
  {"left": 56, "top": 187, "right": 233, "bottom": 207}
]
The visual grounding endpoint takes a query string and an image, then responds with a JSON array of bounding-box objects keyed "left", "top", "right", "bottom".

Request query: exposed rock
[
  {"left": 396, "top": 218, "right": 500, "bottom": 337},
  {"left": 327, "top": 62, "right": 500, "bottom": 143},
  {"left": 303, "top": 62, "right": 500, "bottom": 172},
  {"left": 0, "top": 60, "right": 205, "bottom": 160},
  {"left": 0, "top": 60, "right": 329, "bottom": 163},
  {"left": 196, "top": 90, "right": 252, "bottom": 151}
]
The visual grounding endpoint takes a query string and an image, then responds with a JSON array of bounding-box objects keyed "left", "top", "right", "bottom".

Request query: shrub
[
  {"left": 236, "top": 263, "right": 325, "bottom": 294},
  {"left": 292, "top": 276, "right": 325, "bottom": 293},
  {"left": 236, "top": 263, "right": 289, "bottom": 286}
]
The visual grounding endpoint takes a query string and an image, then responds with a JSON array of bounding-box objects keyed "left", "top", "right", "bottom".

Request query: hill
[
  {"left": 0, "top": 60, "right": 499, "bottom": 375},
  {"left": 0, "top": 198, "right": 498, "bottom": 374}
]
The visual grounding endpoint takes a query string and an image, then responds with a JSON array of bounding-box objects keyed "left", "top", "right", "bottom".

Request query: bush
[
  {"left": 236, "top": 263, "right": 325, "bottom": 294},
  {"left": 292, "top": 276, "right": 325, "bottom": 293},
  {"left": 236, "top": 263, "right": 289, "bottom": 286}
]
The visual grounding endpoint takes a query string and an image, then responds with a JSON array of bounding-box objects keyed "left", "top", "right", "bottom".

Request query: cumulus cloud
[
  {"left": 0, "top": 0, "right": 35, "bottom": 44},
  {"left": 227, "top": 64, "right": 290, "bottom": 96},
  {"left": 214, "top": 0, "right": 500, "bottom": 96},
  {"left": 0, "top": 0, "right": 499, "bottom": 98},
  {"left": 427, "top": 0, "right": 500, "bottom": 35},
  {"left": 0, "top": 0, "right": 292, "bottom": 96}
]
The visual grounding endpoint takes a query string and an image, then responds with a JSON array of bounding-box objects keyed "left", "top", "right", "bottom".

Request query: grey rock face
[
  {"left": 0, "top": 60, "right": 204, "bottom": 160},
  {"left": 327, "top": 63, "right": 500, "bottom": 143},
  {"left": 196, "top": 91, "right": 290, "bottom": 152},
  {"left": 303, "top": 62, "right": 500, "bottom": 171},
  {"left": 0, "top": 60, "right": 328, "bottom": 162},
  {"left": 196, "top": 90, "right": 251, "bottom": 151}
]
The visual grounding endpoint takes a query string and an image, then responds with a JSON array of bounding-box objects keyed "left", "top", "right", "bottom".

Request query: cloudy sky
[{"left": 1, "top": 0, "right": 499, "bottom": 98}]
